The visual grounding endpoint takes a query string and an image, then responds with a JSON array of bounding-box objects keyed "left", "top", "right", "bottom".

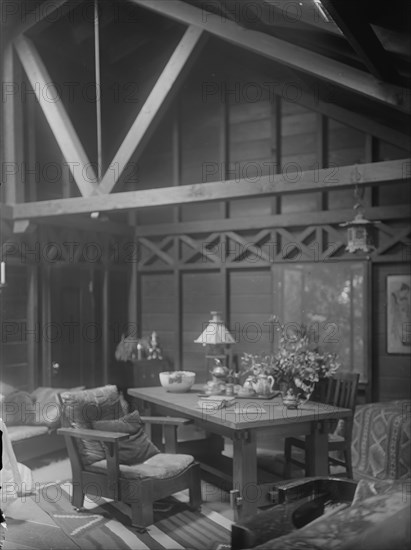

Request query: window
[{"left": 273, "top": 262, "right": 367, "bottom": 382}]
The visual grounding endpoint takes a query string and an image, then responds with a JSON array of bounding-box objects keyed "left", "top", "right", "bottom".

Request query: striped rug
[{"left": 34, "top": 481, "right": 233, "bottom": 549}]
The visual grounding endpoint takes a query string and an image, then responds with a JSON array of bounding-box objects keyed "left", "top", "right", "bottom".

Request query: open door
[{"left": 48, "top": 267, "right": 97, "bottom": 388}]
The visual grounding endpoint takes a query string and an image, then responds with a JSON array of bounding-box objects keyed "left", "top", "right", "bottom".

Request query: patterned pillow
[
  {"left": 92, "top": 410, "right": 159, "bottom": 465},
  {"left": 60, "top": 385, "right": 129, "bottom": 465}
]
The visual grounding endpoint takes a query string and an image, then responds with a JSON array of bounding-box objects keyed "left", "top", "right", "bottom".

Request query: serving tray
[{"left": 197, "top": 391, "right": 281, "bottom": 400}]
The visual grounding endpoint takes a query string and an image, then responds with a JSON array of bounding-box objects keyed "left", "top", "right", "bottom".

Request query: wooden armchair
[{"left": 57, "top": 385, "right": 201, "bottom": 531}]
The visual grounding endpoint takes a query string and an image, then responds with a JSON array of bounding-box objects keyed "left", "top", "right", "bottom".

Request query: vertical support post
[
  {"left": 172, "top": 101, "right": 182, "bottom": 223},
  {"left": 26, "top": 85, "right": 37, "bottom": 201},
  {"left": 220, "top": 91, "right": 230, "bottom": 218},
  {"left": 27, "top": 262, "right": 38, "bottom": 390},
  {"left": 366, "top": 134, "right": 378, "bottom": 206},
  {"left": 102, "top": 243, "right": 110, "bottom": 385},
  {"left": 41, "top": 258, "right": 51, "bottom": 386},
  {"left": 128, "top": 226, "right": 138, "bottom": 330},
  {"left": 3, "top": 44, "right": 18, "bottom": 204},
  {"left": 318, "top": 113, "right": 328, "bottom": 210},
  {"left": 174, "top": 269, "right": 182, "bottom": 368},
  {"left": 94, "top": 0, "right": 103, "bottom": 181}
]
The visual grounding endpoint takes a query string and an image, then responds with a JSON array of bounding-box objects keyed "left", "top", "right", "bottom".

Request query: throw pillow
[
  {"left": 30, "top": 386, "right": 85, "bottom": 429},
  {"left": 60, "top": 385, "right": 129, "bottom": 465},
  {"left": 92, "top": 411, "right": 159, "bottom": 465}
]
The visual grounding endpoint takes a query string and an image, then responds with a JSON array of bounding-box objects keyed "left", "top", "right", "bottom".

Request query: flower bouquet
[
  {"left": 273, "top": 319, "right": 340, "bottom": 402},
  {"left": 115, "top": 334, "right": 150, "bottom": 362}
]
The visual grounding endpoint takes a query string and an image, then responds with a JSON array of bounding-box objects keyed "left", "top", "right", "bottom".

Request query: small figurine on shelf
[{"left": 147, "top": 331, "right": 163, "bottom": 360}]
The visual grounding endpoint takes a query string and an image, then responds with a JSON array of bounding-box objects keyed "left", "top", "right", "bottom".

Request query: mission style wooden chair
[
  {"left": 57, "top": 385, "right": 201, "bottom": 531},
  {"left": 284, "top": 372, "right": 360, "bottom": 479}
]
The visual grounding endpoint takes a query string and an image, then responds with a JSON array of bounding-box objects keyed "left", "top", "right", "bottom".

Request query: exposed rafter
[
  {"left": 131, "top": 0, "right": 410, "bottom": 113},
  {"left": 14, "top": 35, "right": 100, "bottom": 198},
  {"left": 321, "top": 0, "right": 399, "bottom": 82},
  {"left": 11, "top": 159, "right": 408, "bottom": 220},
  {"left": 98, "top": 25, "right": 206, "bottom": 194}
]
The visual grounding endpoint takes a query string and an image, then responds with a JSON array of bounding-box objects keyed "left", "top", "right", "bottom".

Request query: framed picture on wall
[{"left": 387, "top": 274, "right": 411, "bottom": 354}]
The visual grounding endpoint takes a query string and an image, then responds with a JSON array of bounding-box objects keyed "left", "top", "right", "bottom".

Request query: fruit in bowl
[{"left": 159, "top": 371, "right": 196, "bottom": 393}]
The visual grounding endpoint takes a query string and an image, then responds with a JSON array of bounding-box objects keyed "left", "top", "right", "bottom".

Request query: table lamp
[{"left": 194, "top": 311, "right": 235, "bottom": 373}]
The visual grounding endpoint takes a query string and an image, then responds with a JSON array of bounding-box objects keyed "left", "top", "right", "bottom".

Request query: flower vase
[{"left": 282, "top": 388, "right": 299, "bottom": 409}]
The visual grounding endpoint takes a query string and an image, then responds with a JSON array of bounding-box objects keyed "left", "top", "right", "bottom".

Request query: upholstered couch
[
  {"left": 232, "top": 400, "right": 411, "bottom": 549},
  {"left": 0, "top": 383, "right": 83, "bottom": 463}
]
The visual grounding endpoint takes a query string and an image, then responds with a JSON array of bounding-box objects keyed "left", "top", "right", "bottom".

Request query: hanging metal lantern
[{"left": 340, "top": 210, "right": 379, "bottom": 253}]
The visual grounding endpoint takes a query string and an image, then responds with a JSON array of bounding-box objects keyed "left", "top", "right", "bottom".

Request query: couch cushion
[
  {"left": 0, "top": 391, "right": 36, "bottom": 425},
  {"left": 60, "top": 385, "right": 129, "bottom": 465},
  {"left": 0, "top": 382, "right": 16, "bottom": 397},
  {"left": 351, "top": 400, "right": 411, "bottom": 481},
  {"left": 92, "top": 411, "right": 159, "bottom": 465},
  {"left": 87, "top": 453, "right": 194, "bottom": 480},
  {"left": 7, "top": 424, "right": 49, "bottom": 442}
]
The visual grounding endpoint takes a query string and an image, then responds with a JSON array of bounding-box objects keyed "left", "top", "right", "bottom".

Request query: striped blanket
[{"left": 35, "top": 481, "right": 233, "bottom": 549}]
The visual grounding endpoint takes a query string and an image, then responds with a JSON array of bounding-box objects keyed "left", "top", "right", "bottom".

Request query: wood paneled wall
[{"left": 0, "top": 265, "right": 36, "bottom": 390}]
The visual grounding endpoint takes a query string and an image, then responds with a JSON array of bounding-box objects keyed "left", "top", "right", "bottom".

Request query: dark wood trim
[
  {"left": 132, "top": 0, "right": 410, "bottom": 113},
  {"left": 134, "top": 205, "right": 409, "bottom": 238},
  {"left": 98, "top": 26, "right": 206, "bottom": 194},
  {"left": 11, "top": 159, "right": 408, "bottom": 219},
  {"left": 14, "top": 36, "right": 99, "bottom": 197}
]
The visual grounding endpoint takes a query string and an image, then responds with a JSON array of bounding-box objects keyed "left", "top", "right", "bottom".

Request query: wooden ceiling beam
[
  {"left": 134, "top": 205, "right": 410, "bottom": 237},
  {"left": 14, "top": 35, "right": 100, "bottom": 198},
  {"left": 130, "top": 0, "right": 410, "bottom": 112},
  {"left": 98, "top": 25, "right": 206, "bottom": 194},
  {"left": 12, "top": 159, "right": 408, "bottom": 220},
  {"left": 321, "top": 0, "right": 399, "bottom": 82}
]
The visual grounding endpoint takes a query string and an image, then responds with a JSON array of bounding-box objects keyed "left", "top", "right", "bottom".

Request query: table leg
[
  {"left": 231, "top": 430, "right": 258, "bottom": 521},
  {"left": 305, "top": 424, "right": 329, "bottom": 476}
]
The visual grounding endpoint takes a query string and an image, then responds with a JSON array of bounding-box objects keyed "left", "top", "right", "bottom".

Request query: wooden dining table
[{"left": 128, "top": 385, "right": 352, "bottom": 520}]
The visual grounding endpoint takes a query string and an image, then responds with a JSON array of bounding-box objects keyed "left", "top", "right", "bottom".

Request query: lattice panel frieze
[{"left": 133, "top": 221, "right": 411, "bottom": 271}]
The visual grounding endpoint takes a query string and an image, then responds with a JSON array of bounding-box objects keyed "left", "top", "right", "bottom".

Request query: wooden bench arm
[
  {"left": 140, "top": 416, "right": 192, "bottom": 426},
  {"left": 57, "top": 427, "right": 129, "bottom": 442}
]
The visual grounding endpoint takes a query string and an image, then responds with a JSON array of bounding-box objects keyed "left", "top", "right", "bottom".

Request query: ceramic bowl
[{"left": 159, "top": 371, "right": 196, "bottom": 393}]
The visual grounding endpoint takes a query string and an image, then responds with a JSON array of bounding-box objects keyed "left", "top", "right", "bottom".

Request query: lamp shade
[{"left": 194, "top": 311, "right": 236, "bottom": 345}]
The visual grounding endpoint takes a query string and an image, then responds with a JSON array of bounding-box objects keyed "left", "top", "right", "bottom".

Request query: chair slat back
[{"left": 325, "top": 372, "right": 359, "bottom": 412}]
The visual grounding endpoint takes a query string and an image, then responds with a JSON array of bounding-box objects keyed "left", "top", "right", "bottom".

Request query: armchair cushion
[
  {"left": 92, "top": 411, "right": 159, "bottom": 465},
  {"left": 87, "top": 452, "right": 194, "bottom": 480},
  {"left": 60, "top": 385, "right": 129, "bottom": 465}
]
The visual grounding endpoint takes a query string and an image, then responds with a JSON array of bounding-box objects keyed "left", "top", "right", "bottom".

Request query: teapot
[
  {"left": 252, "top": 374, "right": 274, "bottom": 396},
  {"left": 241, "top": 376, "right": 256, "bottom": 395}
]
